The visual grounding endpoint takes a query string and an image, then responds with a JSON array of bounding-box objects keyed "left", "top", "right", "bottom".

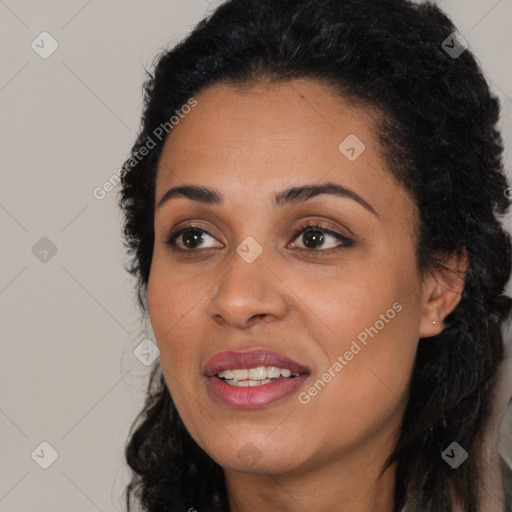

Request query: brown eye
[
  {"left": 301, "top": 228, "right": 325, "bottom": 249},
  {"left": 180, "top": 228, "right": 205, "bottom": 249},
  {"left": 290, "top": 223, "right": 354, "bottom": 253},
  {"left": 165, "top": 226, "right": 222, "bottom": 251}
]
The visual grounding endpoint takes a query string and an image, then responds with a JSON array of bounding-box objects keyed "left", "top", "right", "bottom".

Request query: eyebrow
[{"left": 156, "top": 182, "right": 379, "bottom": 217}]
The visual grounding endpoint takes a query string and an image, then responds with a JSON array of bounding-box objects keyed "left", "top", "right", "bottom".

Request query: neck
[{"left": 224, "top": 435, "right": 397, "bottom": 512}]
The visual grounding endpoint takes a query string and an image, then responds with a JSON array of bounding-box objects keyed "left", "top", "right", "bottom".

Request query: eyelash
[{"left": 165, "top": 221, "right": 355, "bottom": 255}]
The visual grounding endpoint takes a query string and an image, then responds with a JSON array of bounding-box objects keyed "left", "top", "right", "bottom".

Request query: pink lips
[{"left": 204, "top": 348, "right": 310, "bottom": 409}]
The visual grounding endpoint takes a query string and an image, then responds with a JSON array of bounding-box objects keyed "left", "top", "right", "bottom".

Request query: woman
[{"left": 118, "top": 0, "right": 512, "bottom": 510}]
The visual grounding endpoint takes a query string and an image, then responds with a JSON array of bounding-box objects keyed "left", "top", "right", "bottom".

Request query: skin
[{"left": 147, "top": 78, "right": 466, "bottom": 512}]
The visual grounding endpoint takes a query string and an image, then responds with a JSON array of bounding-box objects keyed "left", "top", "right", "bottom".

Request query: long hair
[{"left": 118, "top": 1, "right": 512, "bottom": 510}]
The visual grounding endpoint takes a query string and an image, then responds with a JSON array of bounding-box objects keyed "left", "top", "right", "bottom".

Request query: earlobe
[{"left": 418, "top": 248, "right": 468, "bottom": 338}]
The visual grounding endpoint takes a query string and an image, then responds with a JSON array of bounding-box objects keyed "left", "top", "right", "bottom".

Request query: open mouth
[
  {"left": 217, "top": 366, "right": 301, "bottom": 387},
  {"left": 204, "top": 348, "right": 310, "bottom": 408}
]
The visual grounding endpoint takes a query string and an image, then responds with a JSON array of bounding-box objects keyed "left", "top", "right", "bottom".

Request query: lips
[
  {"left": 203, "top": 348, "right": 310, "bottom": 409},
  {"left": 204, "top": 348, "right": 309, "bottom": 377}
]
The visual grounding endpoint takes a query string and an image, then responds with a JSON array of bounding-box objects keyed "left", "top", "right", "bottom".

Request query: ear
[{"left": 419, "top": 248, "right": 468, "bottom": 338}]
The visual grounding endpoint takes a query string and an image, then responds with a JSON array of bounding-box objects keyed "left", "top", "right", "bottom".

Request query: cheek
[
  {"left": 294, "top": 313, "right": 418, "bottom": 459},
  {"left": 147, "top": 275, "right": 200, "bottom": 425},
  {"left": 147, "top": 255, "right": 217, "bottom": 392},
  {"left": 302, "top": 249, "right": 420, "bottom": 346},
  {"left": 147, "top": 244, "right": 202, "bottom": 334},
  {"left": 147, "top": 270, "right": 218, "bottom": 446},
  {"left": 299, "top": 253, "right": 422, "bottom": 422},
  {"left": 147, "top": 260, "right": 192, "bottom": 369}
]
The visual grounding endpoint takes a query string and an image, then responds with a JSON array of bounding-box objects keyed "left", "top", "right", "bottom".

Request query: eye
[
  {"left": 289, "top": 223, "right": 354, "bottom": 253},
  {"left": 165, "top": 222, "right": 354, "bottom": 254},
  {"left": 165, "top": 225, "right": 223, "bottom": 251}
]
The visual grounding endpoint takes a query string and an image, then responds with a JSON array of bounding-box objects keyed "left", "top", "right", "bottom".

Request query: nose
[{"left": 206, "top": 248, "right": 289, "bottom": 329}]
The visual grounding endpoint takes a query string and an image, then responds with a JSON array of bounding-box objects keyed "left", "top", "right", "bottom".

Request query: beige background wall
[{"left": 1, "top": 1, "right": 511, "bottom": 510}]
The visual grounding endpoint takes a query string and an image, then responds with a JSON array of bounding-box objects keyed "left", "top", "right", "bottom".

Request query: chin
[
  {"left": 220, "top": 452, "right": 304, "bottom": 476},
  {"left": 203, "top": 434, "right": 308, "bottom": 475}
]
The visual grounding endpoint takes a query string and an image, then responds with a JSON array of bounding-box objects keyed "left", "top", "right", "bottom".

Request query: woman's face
[{"left": 147, "top": 79, "right": 441, "bottom": 476}]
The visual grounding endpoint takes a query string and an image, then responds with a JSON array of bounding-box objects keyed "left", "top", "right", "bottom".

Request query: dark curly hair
[{"left": 118, "top": 0, "right": 512, "bottom": 510}]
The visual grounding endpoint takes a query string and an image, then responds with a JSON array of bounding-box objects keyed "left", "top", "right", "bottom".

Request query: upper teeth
[{"left": 217, "top": 366, "right": 298, "bottom": 381}]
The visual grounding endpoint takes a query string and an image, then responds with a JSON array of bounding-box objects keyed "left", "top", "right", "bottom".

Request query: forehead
[
  {"left": 155, "top": 79, "right": 415, "bottom": 221},
  {"left": 159, "top": 79, "right": 376, "bottom": 163}
]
